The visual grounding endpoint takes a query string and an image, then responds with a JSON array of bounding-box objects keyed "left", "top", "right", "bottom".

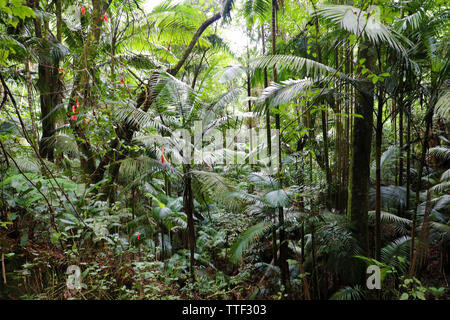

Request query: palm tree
[{"left": 130, "top": 72, "right": 240, "bottom": 279}]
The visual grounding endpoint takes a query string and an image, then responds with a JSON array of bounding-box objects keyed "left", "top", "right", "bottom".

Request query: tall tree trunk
[
  {"left": 33, "top": 1, "right": 59, "bottom": 162},
  {"left": 347, "top": 42, "right": 375, "bottom": 256}
]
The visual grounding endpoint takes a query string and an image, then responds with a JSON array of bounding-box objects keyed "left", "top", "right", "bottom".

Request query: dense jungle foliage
[{"left": 0, "top": 0, "right": 449, "bottom": 300}]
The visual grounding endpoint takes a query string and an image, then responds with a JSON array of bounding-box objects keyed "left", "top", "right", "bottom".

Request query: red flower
[
  {"left": 72, "top": 105, "right": 76, "bottom": 113},
  {"left": 80, "top": 6, "right": 85, "bottom": 15},
  {"left": 137, "top": 235, "right": 140, "bottom": 240},
  {"left": 120, "top": 77, "right": 124, "bottom": 85},
  {"left": 101, "top": 13, "right": 109, "bottom": 22},
  {"left": 160, "top": 145, "right": 165, "bottom": 164},
  {"left": 71, "top": 115, "right": 77, "bottom": 121},
  {"left": 58, "top": 68, "right": 64, "bottom": 72}
]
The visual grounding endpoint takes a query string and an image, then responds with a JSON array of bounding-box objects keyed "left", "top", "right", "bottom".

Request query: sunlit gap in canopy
[{"left": 143, "top": 0, "right": 250, "bottom": 57}]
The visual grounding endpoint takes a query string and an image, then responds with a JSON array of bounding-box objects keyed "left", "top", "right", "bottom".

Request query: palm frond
[
  {"left": 252, "top": 54, "right": 337, "bottom": 79},
  {"left": 229, "top": 221, "right": 271, "bottom": 264},
  {"left": 330, "top": 285, "right": 364, "bottom": 300},
  {"left": 316, "top": 5, "right": 408, "bottom": 56},
  {"left": 381, "top": 236, "right": 410, "bottom": 273},
  {"left": 429, "top": 146, "right": 450, "bottom": 162},
  {"left": 257, "top": 78, "right": 313, "bottom": 107}
]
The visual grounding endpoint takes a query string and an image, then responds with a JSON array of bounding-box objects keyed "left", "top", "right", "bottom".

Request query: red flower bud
[
  {"left": 101, "top": 13, "right": 109, "bottom": 22},
  {"left": 120, "top": 77, "right": 124, "bottom": 85},
  {"left": 80, "top": 6, "right": 85, "bottom": 15}
]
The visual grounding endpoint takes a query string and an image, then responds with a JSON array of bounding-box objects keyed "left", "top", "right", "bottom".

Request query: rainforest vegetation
[{"left": 0, "top": 0, "right": 449, "bottom": 300}]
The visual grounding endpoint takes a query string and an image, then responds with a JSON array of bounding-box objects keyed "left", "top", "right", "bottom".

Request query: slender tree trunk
[
  {"left": 410, "top": 92, "right": 437, "bottom": 276},
  {"left": 311, "top": 224, "right": 320, "bottom": 299},
  {"left": 261, "top": 23, "right": 277, "bottom": 266},
  {"left": 312, "top": 4, "right": 332, "bottom": 208},
  {"left": 374, "top": 47, "right": 385, "bottom": 261},
  {"left": 406, "top": 99, "right": 412, "bottom": 212},
  {"left": 375, "top": 87, "right": 383, "bottom": 261},
  {"left": 25, "top": 61, "right": 38, "bottom": 150},
  {"left": 272, "top": 0, "right": 289, "bottom": 292},
  {"left": 183, "top": 164, "right": 196, "bottom": 280},
  {"left": 399, "top": 95, "right": 404, "bottom": 186}
]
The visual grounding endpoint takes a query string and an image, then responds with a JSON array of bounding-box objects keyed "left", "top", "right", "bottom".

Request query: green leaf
[
  {"left": 400, "top": 293, "right": 409, "bottom": 300},
  {"left": 416, "top": 291, "right": 426, "bottom": 300}
]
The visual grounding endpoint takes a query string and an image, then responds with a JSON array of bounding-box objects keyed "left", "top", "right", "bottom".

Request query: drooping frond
[
  {"left": 368, "top": 210, "right": 410, "bottom": 239},
  {"left": 229, "top": 221, "right": 271, "bottom": 264},
  {"left": 252, "top": 55, "right": 337, "bottom": 79},
  {"left": 243, "top": 0, "right": 271, "bottom": 22},
  {"left": 316, "top": 5, "right": 409, "bottom": 56},
  {"left": 220, "top": 64, "right": 246, "bottom": 83},
  {"left": 330, "top": 285, "right": 364, "bottom": 300},
  {"left": 398, "top": 9, "right": 426, "bottom": 31},
  {"left": 190, "top": 170, "right": 235, "bottom": 204},
  {"left": 370, "top": 145, "right": 401, "bottom": 184},
  {"left": 118, "top": 156, "right": 179, "bottom": 180},
  {"left": 435, "top": 90, "right": 450, "bottom": 121},
  {"left": 263, "top": 189, "right": 291, "bottom": 208},
  {"left": 156, "top": 72, "right": 202, "bottom": 122},
  {"left": 258, "top": 78, "right": 313, "bottom": 107},
  {"left": 43, "top": 134, "right": 79, "bottom": 158},
  {"left": 429, "top": 146, "right": 450, "bottom": 162},
  {"left": 381, "top": 236, "right": 410, "bottom": 273},
  {"left": 115, "top": 104, "right": 172, "bottom": 133},
  {"left": 368, "top": 185, "right": 410, "bottom": 215}
]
